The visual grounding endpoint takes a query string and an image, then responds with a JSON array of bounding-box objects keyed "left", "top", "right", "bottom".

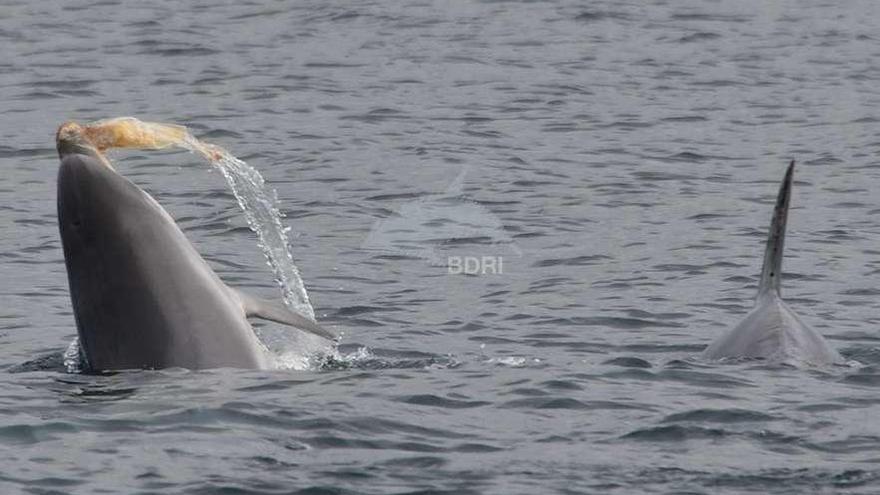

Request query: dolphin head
[
  {"left": 55, "top": 120, "right": 148, "bottom": 241},
  {"left": 56, "top": 127, "right": 158, "bottom": 273}
]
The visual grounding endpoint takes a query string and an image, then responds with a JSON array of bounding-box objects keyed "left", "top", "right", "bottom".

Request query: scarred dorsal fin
[
  {"left": 758, "top": 160, "right": 795, "bottom": 299},
  {"left": 233, "top": 289, "right": 339, "bottom": 341}
]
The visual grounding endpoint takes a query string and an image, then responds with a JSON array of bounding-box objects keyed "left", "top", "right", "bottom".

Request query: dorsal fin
[{"left": 758, "top": 160, "right": 795, "bottom": 298}]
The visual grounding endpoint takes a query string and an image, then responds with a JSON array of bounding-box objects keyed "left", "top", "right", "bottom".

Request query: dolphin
[
  {"left": 55, "top": 122, "right": 336, "bottom": 371},
  {"left": 701, "top": 161, "right": 843, "bottom": 365}
]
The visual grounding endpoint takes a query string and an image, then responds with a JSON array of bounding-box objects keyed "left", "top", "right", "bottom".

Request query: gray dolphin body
[
  {"left": 57, "top": 135, "right": 335, "bottom": 371},
  {"left": 702, "top": 162, "right": 843, "bottom": 365}
]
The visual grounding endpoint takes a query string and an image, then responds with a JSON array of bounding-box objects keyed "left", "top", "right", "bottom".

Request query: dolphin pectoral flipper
[
  {"left": 234, "top": 289, "right": 339, "bottom": 341},
  {"left": 758, "top": 160, "right": 794, "bottom": 298}
]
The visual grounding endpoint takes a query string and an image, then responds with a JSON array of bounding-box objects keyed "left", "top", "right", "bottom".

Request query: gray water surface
[{"left": 3, "top": 1, "right": 880, "bottom": 493}]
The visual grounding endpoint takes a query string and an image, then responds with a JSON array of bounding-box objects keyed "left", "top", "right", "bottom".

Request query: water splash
[
  {"left": 65, "top": 117, "right": 335, "bottom": 370},
  {"left": 63, "top": 336, "right": 84, "bottom": 373},
  {"left": 314, "top": 347, "right": 462, "bottom": 371}
]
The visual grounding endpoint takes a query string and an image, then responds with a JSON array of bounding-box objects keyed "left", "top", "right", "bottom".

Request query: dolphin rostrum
[
  {"left": 701, "top": 161, "right": 843, "bottom": 365},
  {"left": 55, "top": 121, "right": 336, "bottom": 371}
]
